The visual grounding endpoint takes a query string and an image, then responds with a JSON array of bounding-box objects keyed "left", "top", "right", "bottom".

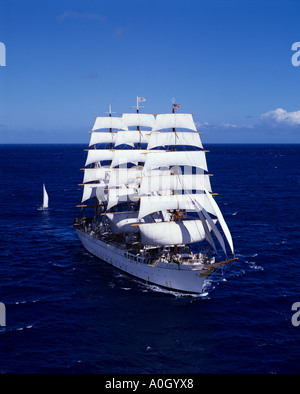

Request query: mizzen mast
[{"left": 135, "top": 96, "right": 146, "bottom": 163}]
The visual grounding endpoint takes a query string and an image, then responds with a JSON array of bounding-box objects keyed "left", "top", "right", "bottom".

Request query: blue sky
[{"left": 0, "top": 0, "right": 300, "bottom": 143}]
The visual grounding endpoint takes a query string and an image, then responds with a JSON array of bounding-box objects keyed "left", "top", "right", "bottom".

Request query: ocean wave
[
  {"left": 244, "top": 260, "right": 264, "bottom": 271},
  {"left": 139, "top": 282, "right": 210, "bottom": 299},
  {"left": 16, "top": 325, "right": 34, "bottom": 331},
  {"left": 0, "top": 324, "right": 35, "bottom": 335},
  {"left": 13, "top": 299, "right": 39, "bottom": 305}
]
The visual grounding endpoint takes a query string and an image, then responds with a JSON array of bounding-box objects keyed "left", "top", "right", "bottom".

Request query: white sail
[
  {"left": 143, "top": 150, "right": 208, "bottom": 172},
  {"left": 83, "top": 167, "right": 110, "bottom": 184},
  {"left": 196, "top": 207, "right": 218, "bottom": 253},
  {"left": 107, "top": 188, "right": 138, "bottom": 210},
  {"left": 138, "top": 219, "right": 217, "bottom": 246},
  {"left": 147, "top": 131, "right": 203, "bottom": 150},
  {"left": 92, "top": 117, "right": 126, "bottom": 131},
  {"left": 122, "top": 113, "right": 155, "bottom": 128},
  {"left": 78, "top": 107, "right": 235, "bottom": 263},
  {"left": 204, "top": 190, "right": 235, "bottom": 255},
  {"left": 139, "top": 173, "right": 212, "bottom": 195},
  {"left": 114, "top": 130, "right": 150, "bottom": 147},
  {"left": 81, "top": 183, "right": 107, "bottom": 203},
  {"left": 154, "top": 113, "right": 197, "bottom": 131},
  {"left": 89, "top": 132, "right": 116, "bottom": 146},
  {"left": 111, "top": 149, "right": 151, "bottom": 168},
  {"left": 106, "top": 211, "right": 141, "bottom": 234},
  {"left": 85, "top": 149, "right": 114, "bottom": 166},
  {"left": 42, "top": 184, "right": 49, "bottom": 208},
  {"left": 138, "top": 193, "right": 215, "bottom": 219},
  {"left": 108, "top": 167, "right": 143, "bottom": 188},
  {"left": 105, "top": 211, "right": 164, "bottom": 234},
  {"left": 192, "top": 197, "right": 227, "bottom": 256}
]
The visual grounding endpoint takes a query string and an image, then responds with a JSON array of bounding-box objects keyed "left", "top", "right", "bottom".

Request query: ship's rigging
[{"left": 77, "top": 98, "right": 235, "bottom": 259}]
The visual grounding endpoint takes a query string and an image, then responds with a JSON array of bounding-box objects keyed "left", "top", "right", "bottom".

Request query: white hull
[{"left": 76, "top": 229, "right": 208, "bottom": 294}]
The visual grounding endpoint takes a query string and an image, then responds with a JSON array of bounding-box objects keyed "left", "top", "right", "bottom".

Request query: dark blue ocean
[{"left": 0, "top": 144, "right": 299, "bottom": 374}]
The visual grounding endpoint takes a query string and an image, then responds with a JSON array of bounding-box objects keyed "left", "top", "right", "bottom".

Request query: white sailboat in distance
[
  {"left": 73, "top": 98, "right": 237, "bottom": 294},
  {"left": 41, "top": 183, "right": 49, "bottom": 210}
]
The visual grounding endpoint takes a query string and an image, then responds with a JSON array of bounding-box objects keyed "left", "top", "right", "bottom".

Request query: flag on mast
[
  {"left": 138, "top": 97, "right": 146, "bottom": 102},
  {"left": 173, "top": 103, "right": 180, "bottom": 110}
]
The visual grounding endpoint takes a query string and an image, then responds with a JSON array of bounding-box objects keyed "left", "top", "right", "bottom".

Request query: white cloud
[
  {"left": 260, "top": 108, "right": 300, "bottom": 126},
  {"left": 194, "top": 121, "right": 209, "bottom": 128},
  {"left": 221, "top": 123, "right": 238, "bottom": 128},
  {"left": 194, "top": 121, "right": 254, "bottom": 130}
]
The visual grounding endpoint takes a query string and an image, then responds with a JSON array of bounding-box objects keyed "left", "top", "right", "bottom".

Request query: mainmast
[
  {"left": 171, "top": 98, "right": 176, "bottom": 150},
  {"left": 135, "top": 96, "right": 146, "bottom": 163},
  {"left": 171, "top": 99, "right": 181, "bottom": 254},
  {"left": 105, "top": 103, "right": 115, "bottom": 147},
  {"left": 107, "top": 104, "right": 114, "bottom": 213},
  {"left": 137, "top": 98, "right": 140, "bottom": 154}
]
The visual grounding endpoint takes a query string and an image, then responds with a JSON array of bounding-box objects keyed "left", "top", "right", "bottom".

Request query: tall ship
[{"left": 73, "top": 98, "right": 237, "bottom": 294}]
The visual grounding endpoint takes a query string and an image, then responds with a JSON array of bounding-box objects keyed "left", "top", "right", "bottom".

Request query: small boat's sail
[{"left": 42, "top": 183, "right": 49, "bottom": 209}]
